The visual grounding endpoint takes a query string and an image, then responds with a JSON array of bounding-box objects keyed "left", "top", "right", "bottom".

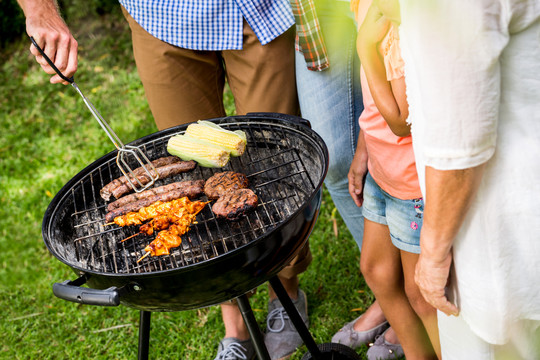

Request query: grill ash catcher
[{"left": 42, "top": 114, "right": 361, "bottom": 360}]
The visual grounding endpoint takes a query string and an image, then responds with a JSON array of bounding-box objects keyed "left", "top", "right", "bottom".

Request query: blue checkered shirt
[{"left": 119, "top": 0, "right": 295, "bottom": 50}]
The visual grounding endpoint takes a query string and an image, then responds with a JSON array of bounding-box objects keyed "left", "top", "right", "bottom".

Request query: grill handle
[
  {"left": 53, "top": 279, "right": 120, "bottom": 307},
  {"left": 246, "top": 112, "right": 312, "bottom": 129}
]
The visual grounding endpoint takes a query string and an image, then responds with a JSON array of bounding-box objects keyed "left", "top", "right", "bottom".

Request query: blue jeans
[
  {"left": 362, "top": 173, "right": 424, "bottom": 254},
  {"left": 295, "top": 0, "right": 364, "bottom": 250}
]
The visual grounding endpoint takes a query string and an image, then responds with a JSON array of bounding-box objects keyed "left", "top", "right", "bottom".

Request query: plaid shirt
[
  {"left": 119, "top": 0, "right": 295, "bottom": 50},
  {"left": 290, "top": 0, "right": 330, "bottom": 71}
]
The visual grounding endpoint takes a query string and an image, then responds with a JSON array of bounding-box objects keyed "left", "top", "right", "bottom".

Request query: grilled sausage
[
  {"left": 105, "top": 183, "right": 204, "bottom": 222},
  {"left": 100, "top": 159, "right": 197, "bottom": 201},
  {"left": 211, "top": 188, "right": 258, "bottom": 221},
  {"left": 204, "top": 171, "right": 249, "bottom": 200},
  {"left": 107, "top": 180, "right": 205, "bottom": 211},
  {"left": 100, "top": 156, "right": 180, "bottom": 200}
]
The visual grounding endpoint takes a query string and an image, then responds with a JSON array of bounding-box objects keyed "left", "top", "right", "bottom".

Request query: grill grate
[{"left": 47, "top": 119, "right": 324, "bottom": 275}]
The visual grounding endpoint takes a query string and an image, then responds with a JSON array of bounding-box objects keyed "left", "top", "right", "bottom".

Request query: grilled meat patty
[
  {"left": 204, "top": 171, "right": 249, "bottom": 200},
  {"left": 212, "top": 188, "right": 258, "bottom": 220}
]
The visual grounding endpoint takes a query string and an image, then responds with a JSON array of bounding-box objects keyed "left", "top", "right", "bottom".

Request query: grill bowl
[{"left": 42, "top": 113, "right": 328, "bottom": 311}]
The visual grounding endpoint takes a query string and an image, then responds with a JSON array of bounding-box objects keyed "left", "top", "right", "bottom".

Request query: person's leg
[
  {"left": 121, "top": 6, "right": 226, "bottom": 130},
  {"left": 361, "top": 219, "right": 435, "bottom": 359},
  {"left": 220, "top": 23, "right": 302, "bottom": 359},
  {"left": 401, "top": 251, "right": 440, "bottom": 358},
  {"left": 269, "top": 242, "right": 312, "bottom": 300},
  {"left": 221, "top": 302, "right": 251, "bottom": 341},
  {"left": 222, "top": 20, "right": 299, "bottom": 116},
  {"left": 295, "top": 0, "right": 364, "bottom": 249},
  {"left": 265, "top": 244, "right": 312, "bottom": 359}
]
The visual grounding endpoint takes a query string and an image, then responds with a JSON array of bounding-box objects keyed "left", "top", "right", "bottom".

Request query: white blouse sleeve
[{"left": 400, "top": 0, "right": 510, "bottom": 170}]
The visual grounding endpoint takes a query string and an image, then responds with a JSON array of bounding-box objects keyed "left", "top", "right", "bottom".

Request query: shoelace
[
  {"left": 216, "top": 342, "right": 249, "bottom": 360},
  {"left": 266, "top": 306, "right": 290, "bottom": 333}
]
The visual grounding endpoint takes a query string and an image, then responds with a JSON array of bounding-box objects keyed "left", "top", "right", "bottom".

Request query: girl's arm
[
  {"left": 357, "top": 3, "right": 409, "bottom": 137},
  {"left": 348, "top": 129, "right": 369, "bottom": 207}
]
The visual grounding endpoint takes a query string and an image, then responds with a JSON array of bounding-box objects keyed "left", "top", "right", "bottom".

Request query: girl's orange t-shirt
[{"left": 356, "top": 1, "right": 421, "bottom": 200}]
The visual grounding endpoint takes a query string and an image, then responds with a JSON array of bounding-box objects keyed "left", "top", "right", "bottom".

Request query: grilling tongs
[{"left": 30, "top": 36, "right": 158, "bottom": 193}]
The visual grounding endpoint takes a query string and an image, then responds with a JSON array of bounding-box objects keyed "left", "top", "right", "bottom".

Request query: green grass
[{"left": 0, "top": 7, "right": 375, "bottom": 360}]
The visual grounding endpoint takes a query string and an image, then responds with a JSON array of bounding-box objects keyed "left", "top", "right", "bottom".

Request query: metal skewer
[{"left": 30, "top": 36, "right": 158, "bottom": 193}]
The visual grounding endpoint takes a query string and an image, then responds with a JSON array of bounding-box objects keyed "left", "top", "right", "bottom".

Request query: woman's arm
[
  {"left": 357, "top": 3, "right": 409, "bottom": 137},
  {"left": 415, "top": 164, "right": 486, "bottom": 316},
  {"left": 17, "top": 0, "right": 78, "bottom": 84}
]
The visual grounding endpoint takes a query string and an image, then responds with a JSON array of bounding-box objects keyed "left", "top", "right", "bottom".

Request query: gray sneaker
[
  {"left": 264, "top": 289, "right": 309, "bottom": 360},
  {"left": 366, "top": 328, "right": 404, "bottom": 360},
  {"left": 214, "top": 337, "right": 255, "bottom": 360},
  {"left": 331, "top": 315, "right": 389, "bottom": 349}
]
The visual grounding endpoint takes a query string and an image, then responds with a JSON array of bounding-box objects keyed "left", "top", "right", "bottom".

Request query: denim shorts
[{"left": 362, "top": 173, "right": 424, "bottom": 254}]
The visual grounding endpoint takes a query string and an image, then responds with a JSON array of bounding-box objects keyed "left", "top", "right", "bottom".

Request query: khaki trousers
[
  {"left": 121, "top": 7, "right": 310, "bottom": 281},
  {"left": 121, "top": 6, "right": 300, "bottom": 130}
]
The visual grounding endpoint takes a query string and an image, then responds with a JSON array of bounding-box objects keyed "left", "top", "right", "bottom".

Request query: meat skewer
[
  {"left": 119, "top": 215, "right": 179, "bottom": 243},
  {"left": 110, "top": 197, "right": 207, "bottom": 261},
  {"left": 139, "top": 211, "right": 197, "bottom": 260},
  {"left": 105, "top": 180, "right": 204, "bottom": 222},
  {"left": 136, "top": 204, "right": 207, "bottom": 262},
  {"left": 120, "top": 205, "right": 203, "bottom": 242},
  {"left": 100, "top": 158, "right": 197, "bottom": 201},
  {"left": 111, "top": 197, "right": 206, "bottom": 227}
]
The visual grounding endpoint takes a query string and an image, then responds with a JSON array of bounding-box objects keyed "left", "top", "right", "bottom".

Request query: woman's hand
[
  {"left": 348, "top": 131, "right": 369, "bottom": 207},
  {"left": 415, "top": 242, "right": 459, "bottom": 316}
]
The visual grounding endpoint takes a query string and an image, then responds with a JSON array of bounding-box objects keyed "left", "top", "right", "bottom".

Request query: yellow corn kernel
[
  {"left": 167, "top": 134, "right": 230, "bottom": 168},
  {"left": 186, "top": 121, "right": 247, "bottom": 156}
]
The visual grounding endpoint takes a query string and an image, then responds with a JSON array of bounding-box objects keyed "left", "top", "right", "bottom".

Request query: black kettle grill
[{"left": 42, "top": 114, "right": 361, "bottom": 360}]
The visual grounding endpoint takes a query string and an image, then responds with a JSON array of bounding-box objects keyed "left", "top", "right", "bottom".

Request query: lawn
[{"left": 0, "top": 6, "right": 375, "bottom": 360}]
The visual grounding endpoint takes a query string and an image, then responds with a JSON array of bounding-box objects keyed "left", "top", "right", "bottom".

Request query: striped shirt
[{"left": 119, "top": 0, "right": 295, "bottom": 50}]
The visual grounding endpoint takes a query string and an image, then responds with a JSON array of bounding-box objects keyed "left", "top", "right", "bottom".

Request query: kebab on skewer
[
  {"left": 111, "top": 197, "right": 205, "bottom": 227},
  {"left": 138, "top": 209, "right": 197, "bottom": 260},
  {"left": 109, "top": 197, "right": 207, "bottom": 261}
]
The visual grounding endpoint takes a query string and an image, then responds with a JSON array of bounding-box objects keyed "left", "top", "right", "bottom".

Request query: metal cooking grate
[{"left": 47, "top": 120, "right": 323, "bottom": 275}]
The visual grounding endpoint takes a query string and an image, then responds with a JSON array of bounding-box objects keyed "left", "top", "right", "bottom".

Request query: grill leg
[
  {"left": 236, "top": 294, "right": 271, "bottom": 360},
  {"left": 268, "top": 276, "right": 323, "bottom": 360},
  {"left": 138, "top": 310, "right": 151, "bottom": 360}
]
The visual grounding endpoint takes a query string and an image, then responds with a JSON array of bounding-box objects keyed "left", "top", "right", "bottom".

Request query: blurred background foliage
[{"left": 0, "top": 0, "right": 119, "bottom": 49}]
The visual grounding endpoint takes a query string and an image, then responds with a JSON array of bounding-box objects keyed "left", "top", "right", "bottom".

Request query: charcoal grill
[{"left": 43, "top": 113, "right": 360, "bottom": 360}]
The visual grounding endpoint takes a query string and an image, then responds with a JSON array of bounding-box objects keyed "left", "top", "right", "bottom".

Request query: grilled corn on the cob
[
  {"left": 167, "top": 134, "right": 230, "bottom": 168},
  {"left": 186, "top": 120, "right": 247, "bottom": 156}
]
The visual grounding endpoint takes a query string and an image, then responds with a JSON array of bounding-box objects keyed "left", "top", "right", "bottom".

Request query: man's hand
[
  {"left": 414, "top": 246, "right": 459, "bottom": 316},
  {"left": 19, "top": 0, "right": 78, "bottom": 84}
]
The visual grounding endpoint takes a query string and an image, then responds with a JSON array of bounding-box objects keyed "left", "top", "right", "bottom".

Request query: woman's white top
[{"left": 400, "top": 0, "right": 540, "bottom": 345}]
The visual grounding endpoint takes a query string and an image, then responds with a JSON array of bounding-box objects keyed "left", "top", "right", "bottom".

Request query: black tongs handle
[{"left": 29, "top": 36, "right": 74, "bottom": 84}]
